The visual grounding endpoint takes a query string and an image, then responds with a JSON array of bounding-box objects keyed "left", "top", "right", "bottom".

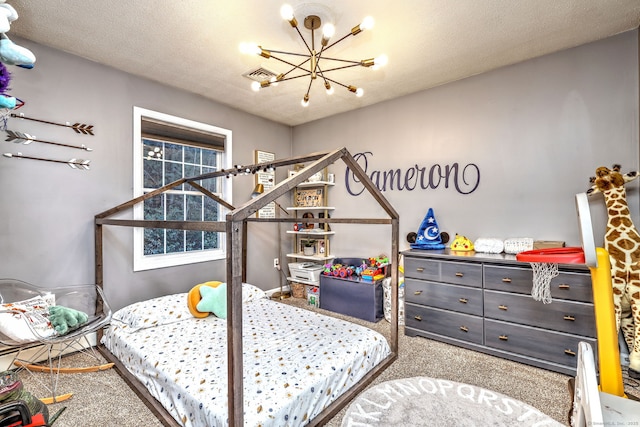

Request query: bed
[
  {"left": 101, "top": 284, "right": 391, "bottom": 426},
  {"left": 95, "top": 148, "right": 400, "bottom": 426}
]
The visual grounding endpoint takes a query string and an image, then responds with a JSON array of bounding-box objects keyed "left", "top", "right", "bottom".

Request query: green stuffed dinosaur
[{"left": 48, "top": 305, "right": 89, "bottom": 335}]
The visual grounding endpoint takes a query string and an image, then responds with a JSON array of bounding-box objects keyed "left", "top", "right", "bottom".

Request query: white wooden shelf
[
  {"left": 286, "top": 206, "right": 335, "bottom": 211},
  {"left": 286, "top": 231, "right": 335, "bottom": 236},
  {"left": 297, "top": 181, "right": 335, "bottom": 187},
  {"left": 286, "top": 253, "right": 335, "bottom": 262},
  {"left": 285, "top": 277, "right": 321, "bottom": 285}
]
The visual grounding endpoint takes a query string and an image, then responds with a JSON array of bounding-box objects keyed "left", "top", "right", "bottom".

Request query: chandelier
[{"left": 240, "top": 4, "right": 387, "bottom": 107}]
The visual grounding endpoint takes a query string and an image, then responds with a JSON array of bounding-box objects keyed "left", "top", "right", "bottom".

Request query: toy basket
[
  {"left": 291, "top": 282, "right": 305, "bottom": 298},
  {"left": 382, "top": 277, "right": 405, "bottom": 325},
  {"left": 503, "top": 237, "right": 534, "bottom": 254}
]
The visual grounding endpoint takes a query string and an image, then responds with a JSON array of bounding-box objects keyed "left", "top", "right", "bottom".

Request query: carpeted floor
[{"left": 15, "top": 296, "right": 640, "bottom": 426}]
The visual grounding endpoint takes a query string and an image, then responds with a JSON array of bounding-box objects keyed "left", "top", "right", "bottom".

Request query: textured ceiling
[{"left": 7, "top": 0, "right": 640, "bottom": 126}]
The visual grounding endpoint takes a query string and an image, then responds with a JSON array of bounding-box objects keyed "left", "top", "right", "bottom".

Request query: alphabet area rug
[{"left": 341, "top": 376, "right": 562, "bottom": 427}]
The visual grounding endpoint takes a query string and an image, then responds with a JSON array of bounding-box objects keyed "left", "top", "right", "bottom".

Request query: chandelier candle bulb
[
  {"left": 324, "top": 82, "right": 334, "bottom": 95},
  {"left": 321, "top": 23, "right": 335, "bottom": 46},
  {"left": 280, "top": 4, "right": 297, "bottom": 26}
]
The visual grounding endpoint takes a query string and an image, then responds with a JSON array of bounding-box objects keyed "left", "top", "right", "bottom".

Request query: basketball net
[{"left": 530, "top": 262, "right": 558, "bottom": 304}]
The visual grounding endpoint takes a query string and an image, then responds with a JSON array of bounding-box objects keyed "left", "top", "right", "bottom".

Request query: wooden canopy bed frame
[{"left": 94, "top": 147, "right": 400, "bottom": 426}]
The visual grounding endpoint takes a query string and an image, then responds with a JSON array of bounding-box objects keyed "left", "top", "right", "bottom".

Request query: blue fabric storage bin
[{"left": 320, "top": 257, "right": 384, "bottom": 322}]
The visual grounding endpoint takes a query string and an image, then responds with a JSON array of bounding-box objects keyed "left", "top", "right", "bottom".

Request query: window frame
[{"left": 132, "top": 107, "right": 232, "bottom": 271}]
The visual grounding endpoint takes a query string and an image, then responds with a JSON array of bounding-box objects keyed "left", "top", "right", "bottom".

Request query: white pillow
[
  {"left": 113, "top": 283, "right": 267, "bottom": 333},
  {"left": 112, "top": 293, "right": 193, "bottom": 332},
  {"left": 0, "top": 294, "right": 57, "bottom": 343},
  {"left": 504, "top": 238, "right": 534, "bottom": 254},
  {"left": 242, "top": 283, "right": 268, "bottom": 303}
]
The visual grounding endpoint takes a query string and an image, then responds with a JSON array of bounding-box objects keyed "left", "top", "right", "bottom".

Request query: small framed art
[{"left": 295, "top": 188, "right": 324, "bottom": 207}]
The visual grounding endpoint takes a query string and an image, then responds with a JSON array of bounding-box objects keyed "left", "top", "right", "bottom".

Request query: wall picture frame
[
  {"left": 295, "top": 188, "right": 324, "bottom": 207},
  {"left": 254, "top": 150, "right": 275, "bottom": 218}
]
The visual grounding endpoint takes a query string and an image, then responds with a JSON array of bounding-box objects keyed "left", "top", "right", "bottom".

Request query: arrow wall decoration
[
  {"left": 10, "top": 112, "right": 94, "bottom": 135},
  {"left": 3, "top": 152, "right": 91, "bottom": 170},
  {"left": 5, "top": 130, "right": 93, "bottom": 151}
]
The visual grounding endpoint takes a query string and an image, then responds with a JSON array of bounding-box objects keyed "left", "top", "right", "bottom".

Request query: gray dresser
[{"left": 403, "top": 249, "right": 596, "bottom": 375}]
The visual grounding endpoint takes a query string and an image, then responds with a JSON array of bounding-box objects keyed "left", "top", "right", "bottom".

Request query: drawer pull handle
[
  {"left": 564, "top": 349, "right": 576, "bottom": 356},
  {"left": 498, "top": 305, "right": 508, "bottom": 311},
  {"left": 455, "top": 272, "right": 464, "bottom": 277},
  {"left": 459, "top": 298, "right": 468, "bottom": 304},
  {"left": 499, "top": 335, "right": 508, "bottom": 341},
  {"left": 563, "top": 315, "right": 575, "bottom": 321},
  {"left": 414, "top": 315, "right": 422, "bottom": 321},
  {"left": 502, "top": 278, "right": 512, "bottom": 283},
  {"left": 414, "top": 290, "right": 423, "bottom": 296},
  {"left": 459, "top": 326, "right": 469, "bottom": 332},
  {"left": 416, "top": 267, "right": 424, "bottom": 272},
  {"left": 558, "top": 284, "right": 570, "bottom": 290}
]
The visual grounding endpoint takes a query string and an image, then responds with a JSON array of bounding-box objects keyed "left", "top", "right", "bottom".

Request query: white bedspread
[{"left": 102, "top": 288, "right": 391, "bottom": 426}]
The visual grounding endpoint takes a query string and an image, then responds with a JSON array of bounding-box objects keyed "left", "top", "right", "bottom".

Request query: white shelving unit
[{"left": 286, "top": 177, "right": 335, "bottom": 286}]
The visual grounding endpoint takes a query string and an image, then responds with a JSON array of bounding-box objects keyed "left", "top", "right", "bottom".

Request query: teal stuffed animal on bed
[{"left": 48, "top": 305, "right": 89, "bottom": 335}]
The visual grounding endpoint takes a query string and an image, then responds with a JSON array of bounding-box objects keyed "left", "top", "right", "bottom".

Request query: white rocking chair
[{"left": 0, "top": 279, "right": 113, "bottom": 403}]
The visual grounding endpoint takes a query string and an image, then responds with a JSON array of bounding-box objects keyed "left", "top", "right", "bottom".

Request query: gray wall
[
  {"left": 293, "top": 30, "right": 639, "bottom": 258},
  {"left": 1, "top": 30, "right": 638, "bottom": 311},
  {"left": 0, "top": 37, "right": 292, "bottom": 311}
]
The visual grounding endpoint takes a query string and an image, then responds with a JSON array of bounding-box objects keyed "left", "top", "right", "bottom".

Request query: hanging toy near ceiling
[
  {"left": 0, "top": 2, "right": 36, "bottom": 130},
  {"left": 0, "top": 2, "right": 36, "bottom": 69}
]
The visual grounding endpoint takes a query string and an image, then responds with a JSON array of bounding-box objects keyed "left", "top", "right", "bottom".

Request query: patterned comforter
[{"left": 101, "top": 284, "right": 391, "bottom": 426}]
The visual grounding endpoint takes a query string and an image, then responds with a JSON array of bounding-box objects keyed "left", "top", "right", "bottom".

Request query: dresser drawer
[
  {"left": 405, "top": 279, "right": 483, "bottom": 316},
  {"left": 484, "top": 290, "right": 595, "bottom": 337},
  {"left": 405, "top": 303, "right": 483, "bottom": 344},
  {"left": 484, "top": 265, "right": 592, "bottom": 302},
  {"left": 485, "top": 319, "right": 597, "bottom": 369},
  {"left": 405, "top": 257, "right": 482, "bottom": 288}
]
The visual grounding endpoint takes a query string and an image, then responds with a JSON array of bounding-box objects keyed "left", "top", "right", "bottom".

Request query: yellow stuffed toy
[{"left": 450, "top": 234, "right": 474, "bottom": 252}]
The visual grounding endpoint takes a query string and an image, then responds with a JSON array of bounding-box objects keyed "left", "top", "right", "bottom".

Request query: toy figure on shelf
[{"left": 587, "top": 164, "right": 640, "bottom": 378}]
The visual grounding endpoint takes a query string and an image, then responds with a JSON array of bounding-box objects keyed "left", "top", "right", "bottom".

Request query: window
[{"left": 133, "top": 107, "right": 232, "bottom": 271}]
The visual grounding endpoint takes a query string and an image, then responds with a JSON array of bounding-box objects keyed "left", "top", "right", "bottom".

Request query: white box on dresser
[{"left": 402, "top": 249, "right": 596, "bottom": 376}]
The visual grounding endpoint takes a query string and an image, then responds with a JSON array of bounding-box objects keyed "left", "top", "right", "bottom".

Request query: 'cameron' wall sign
[{"left": 345, "top": 151, "right": 481, "bottom": 196}]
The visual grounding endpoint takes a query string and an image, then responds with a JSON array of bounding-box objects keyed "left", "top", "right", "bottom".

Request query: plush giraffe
[{"left": 587, "top": 164, "right": 640, "bottom": 378}]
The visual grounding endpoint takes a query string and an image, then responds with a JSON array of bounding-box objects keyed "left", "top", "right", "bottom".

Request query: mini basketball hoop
[{"left": 516, "top": 247, "right": 585, "bottom": 304}]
